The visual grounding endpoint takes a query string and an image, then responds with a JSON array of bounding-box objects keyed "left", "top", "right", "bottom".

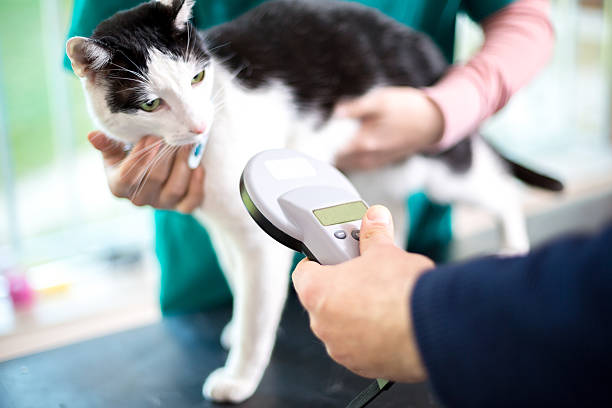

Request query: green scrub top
[{"left": 65, "top": 0, "right": 514, "bottom": 314}]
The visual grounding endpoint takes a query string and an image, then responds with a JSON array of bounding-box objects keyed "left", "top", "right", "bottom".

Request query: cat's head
[{"left": 66, "top": 0, "right": 214, "bottom": 146}]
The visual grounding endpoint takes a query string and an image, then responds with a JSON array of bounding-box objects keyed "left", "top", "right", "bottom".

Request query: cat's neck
[{"left": 204, "top": 58, "right": 300, "bottom": 161}]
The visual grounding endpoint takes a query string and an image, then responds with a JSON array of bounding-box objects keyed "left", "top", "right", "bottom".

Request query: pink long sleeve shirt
[{"left": 424, "top": 0, "right": 555, "bottom": 150}]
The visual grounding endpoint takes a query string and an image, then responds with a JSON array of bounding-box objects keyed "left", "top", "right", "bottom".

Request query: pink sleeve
[{"left": 423, "top": 0, "right": 555, "bottom": 150}]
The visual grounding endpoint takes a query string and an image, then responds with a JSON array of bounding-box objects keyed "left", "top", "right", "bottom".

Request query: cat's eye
[
  {"left": 140, "top": 98, "right": 161, "bottom": 112},
  {"left": 191, "top": 70, "right": 205, "bottom": 85}
]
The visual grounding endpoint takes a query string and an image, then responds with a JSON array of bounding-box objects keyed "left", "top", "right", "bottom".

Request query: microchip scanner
[
  {"left": 240, "top": 149, "right": 393, "bottom": 407},
  {"left": 240, "top": 149, "right": 366, "bottom": 264}
]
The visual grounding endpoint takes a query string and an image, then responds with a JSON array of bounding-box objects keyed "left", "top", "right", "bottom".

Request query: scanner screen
[{"left": 313, "top": 201, "right": 367, "bottom": 226}]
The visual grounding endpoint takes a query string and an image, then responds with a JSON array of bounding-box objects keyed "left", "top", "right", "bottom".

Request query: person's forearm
[
  {"left": 411, "top": 225, "right": 612, "bottom": 407},
  {"left": 424, "top": 0, "right": 554, "bottom": 150}
]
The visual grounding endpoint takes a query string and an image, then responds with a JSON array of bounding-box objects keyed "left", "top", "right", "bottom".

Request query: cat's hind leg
[
  {"left": 424, "top": 144, "right": 530, "bottom": 255},
  {"left": 435, "top": 175, "right": 529, "bottom": 255}
]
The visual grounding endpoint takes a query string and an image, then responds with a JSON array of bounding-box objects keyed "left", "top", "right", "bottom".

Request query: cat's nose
[{"left": 189, "top": 123, "right": 207, "bottom": 135}]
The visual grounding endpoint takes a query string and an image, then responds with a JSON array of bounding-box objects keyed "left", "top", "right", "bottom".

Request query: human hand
[
  {"left": 292, "top": 205, "right": 433, "bottom": 382},
  {"left": 88, "top": 131, "right": 204, "bottom": 213},
  {"left": 334, "top": 87, "right": 444, "bottom": 171}
]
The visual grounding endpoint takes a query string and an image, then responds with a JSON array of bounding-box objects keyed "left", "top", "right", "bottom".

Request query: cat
[{"left": 66, "top": 0, "right": 562, "bottom": 403}]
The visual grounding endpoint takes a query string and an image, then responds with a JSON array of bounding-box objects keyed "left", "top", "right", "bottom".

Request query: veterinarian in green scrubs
[{"left": 65, "top": 0, "right": 515, "bottom": 314}]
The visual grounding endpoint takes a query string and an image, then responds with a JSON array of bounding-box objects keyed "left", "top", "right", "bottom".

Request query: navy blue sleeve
[{"left": 411, "top": 224, "right": 612, "bottom": 408}]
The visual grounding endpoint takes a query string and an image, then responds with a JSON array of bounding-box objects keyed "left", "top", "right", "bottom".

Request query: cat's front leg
[{"left": 202, "top": 226, "right": 294, "bottom": 403}]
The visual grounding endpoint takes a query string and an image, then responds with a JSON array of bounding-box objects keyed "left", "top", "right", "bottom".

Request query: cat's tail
[{"left": 486, "top": 139, "right": 564, "bottom": 192}]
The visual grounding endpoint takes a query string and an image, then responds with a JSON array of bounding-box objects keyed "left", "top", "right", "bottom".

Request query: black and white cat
[{"left": 66, "top": 0, "right": 560, "bottom": 402}]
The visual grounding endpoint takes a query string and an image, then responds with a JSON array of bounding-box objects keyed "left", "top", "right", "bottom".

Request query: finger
[
  {"left": 292, "top": 259, "right": 329, "bottom": 312},
  {"left": 175, "top": 165, "right": 205, "bottom": 213},
  {"left": 88, "top": 131, "right": 126, "bottom": 166},
  {"left": 360, "top": 205, "right": 395, "bottom": 254},
  {"left": 334, "top": 91, "right": 381, "bottom": 119},
  {"left": 158, "top": 145, "right": 193, "bottom": 209}
]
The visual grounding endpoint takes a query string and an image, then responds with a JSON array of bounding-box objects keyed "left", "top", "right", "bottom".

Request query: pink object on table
[
  {"left": 8, "top": 274, "right": 35, "bottom": 307},
  {"left": 424, "top": 0, "right": 555, "bottom": 150}
]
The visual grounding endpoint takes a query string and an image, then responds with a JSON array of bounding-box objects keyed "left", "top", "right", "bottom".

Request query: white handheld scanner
[
  {"left": 240, "top": 149, "right": 366, "bottom": 265},
  {"left": 240, "top": 149, "right": 393, "bottom": 407}
]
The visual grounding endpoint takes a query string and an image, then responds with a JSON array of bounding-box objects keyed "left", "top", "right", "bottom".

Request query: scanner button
[
  {"left": 351, "top": 229, "right": 360, "bottom": 241},
  {"left": 334, "top": 230, "right": 347, "bottom": 239}
]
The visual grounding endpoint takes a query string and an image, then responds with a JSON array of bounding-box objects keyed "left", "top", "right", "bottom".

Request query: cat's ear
[
  {"left": 173, "top": 0, "right": 195, "bottom": 30},
  {"left": 157, "top": 0, "right": 195, "bottom": 30},
  {"left": 66, "top": 36, "right": 111, "bottom": 78}
]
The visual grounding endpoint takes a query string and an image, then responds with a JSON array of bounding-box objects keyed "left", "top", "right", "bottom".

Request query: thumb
[
  {"left": 359, "top": 205, "right": 395, "bottom": 254},
  {"left": 87, "top": 131, "right": 126, "bottom": 166},
  {"left": 334, "top": 91, "right": 380, "bottom": 119}
]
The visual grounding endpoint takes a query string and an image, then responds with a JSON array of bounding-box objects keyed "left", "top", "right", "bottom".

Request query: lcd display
[{"left": 313, "top": 201, "right": 367, "bottom": 226}]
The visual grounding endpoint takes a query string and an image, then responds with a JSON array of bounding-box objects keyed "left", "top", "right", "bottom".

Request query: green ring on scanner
[
  {"left": 239, "top": 173, "right": 319, "bottom": 263},
  {"left": 140, "top": 98, "right": 160, "bottom": 112}
]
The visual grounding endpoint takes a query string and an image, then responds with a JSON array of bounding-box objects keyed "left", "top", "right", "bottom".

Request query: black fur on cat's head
[
  {"left": 66, "top": 0, "right": 209, "bottom": 114},
  {"left": 66, "top": 0, "right": 216, "bottom": 146}
]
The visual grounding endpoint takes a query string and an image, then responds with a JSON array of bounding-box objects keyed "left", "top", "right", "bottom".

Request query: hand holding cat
[
  {"left": 334, "top": 87, "right": 444, "bottom": 170},
  {"left": 292, "top": 205, "right": 433, "bottom": 382},
  {"left": 88, "top": 131, "right": 205, "bottom": 213}
]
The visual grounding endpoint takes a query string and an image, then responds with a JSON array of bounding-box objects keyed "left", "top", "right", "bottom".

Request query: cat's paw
[
  {"left": 202, "top": 367, "right": 259, "bottom": 403},
  {"left": 220, "top": 321, "right": 235, "bottom": 350}
]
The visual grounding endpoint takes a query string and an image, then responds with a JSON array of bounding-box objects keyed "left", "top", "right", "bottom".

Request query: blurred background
[{"left": 0, "top": 0, "right": 611, "bottom": 360}]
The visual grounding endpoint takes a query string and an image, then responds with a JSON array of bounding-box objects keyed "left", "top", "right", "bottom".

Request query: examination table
[{"left": 0, "top": 292, "right": 439, "bottom": 407}]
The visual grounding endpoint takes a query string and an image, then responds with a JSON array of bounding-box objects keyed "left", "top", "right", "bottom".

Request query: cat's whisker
[
  {"left": 116, "top": 86, "right": 146, "bottom": 93},
  {"left": 116, "top": 49, "right": 149, "bottom": 78},
  {"left": 119, "top": 142, "right": 165, "bottom": 174},
  {"left": 128, "top": 139, "right": 165, "bottom": 157},
  {"left": 184, "top": 26, "right": 190, "bottom": 62},
  {"left": 205, "top": 41, "right": 230, "bottom": 55},
  {"left": 185, "top": 24, "right": 192, "bottom": 63},
  {"left": 106, "top": 75, "right": 150, "bottom": 86},
  {"left": 117, "top": 140, "right": 165, "bottom": 175},
  {"left": 229, "top": 62, "right": 249, "bottom": 81},
  {"left": 106, "top": 70, "right": 149, "bottom": 86},
  {"left": 129, "top": 150, "right": 162, "bottom": 200},
  {"left": 107, "top": 62, "right": 149, "bottom": 83},
  {"left": 212, "top": 103, "right": 226, "bottom": 115},
  {"left": 189, "top": 29, "right": 202, "bottom": 63},
  {"left": 210, "top": 87, "right": 225, "bottom": 105},
  {"left": 211, "top": 87, "right": 226, "bottom": 104},
  {"left": 105, "top": 73, "right": 149, "bottom": 83},
  {"left": 130, "top": 143, "right": 175, "bottom": 200}
]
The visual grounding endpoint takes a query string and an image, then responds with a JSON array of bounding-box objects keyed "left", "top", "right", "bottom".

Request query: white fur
[
  {"left": 73, "top": 45, "right": 530, "bottom": 403},
  {"left": 156, "top": 0, "right": 195, "bottom": 30}
]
